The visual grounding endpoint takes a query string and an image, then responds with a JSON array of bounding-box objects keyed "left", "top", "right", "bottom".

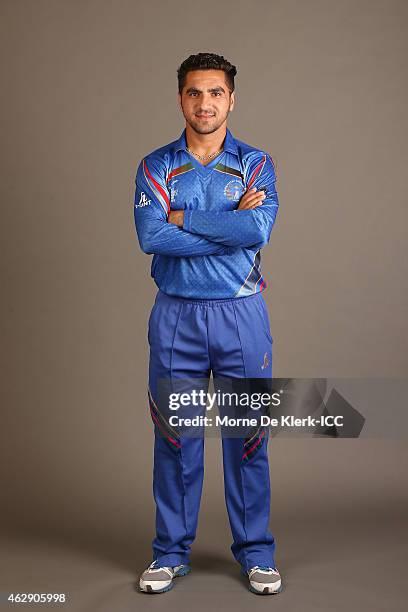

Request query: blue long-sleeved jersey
[{"left": 133, "top": 127, "right": 279, "bottom": 298}]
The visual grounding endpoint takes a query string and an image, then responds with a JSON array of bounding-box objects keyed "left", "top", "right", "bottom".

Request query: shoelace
[{"left": 146, "top": 560, "right": 174, "bottom": 578}]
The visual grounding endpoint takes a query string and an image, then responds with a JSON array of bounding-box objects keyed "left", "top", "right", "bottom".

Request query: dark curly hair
[{"left": 177, "top": 52, "right": 237, "bottom": 95}]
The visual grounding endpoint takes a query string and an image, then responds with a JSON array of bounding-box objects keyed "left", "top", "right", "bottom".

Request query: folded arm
[
  {"left": 182, "top": 153, "right": 279, "bottom": 248},
  {"left": 133, "top": 157, "right": 230, "bottom": 257}
]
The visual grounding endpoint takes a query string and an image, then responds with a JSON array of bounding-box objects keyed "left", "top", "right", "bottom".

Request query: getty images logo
[{"left": 134, "top": 192, "right": 151, "bottom": 208}]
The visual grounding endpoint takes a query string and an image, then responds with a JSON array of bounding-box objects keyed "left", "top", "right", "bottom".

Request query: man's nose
[{"left": 199, "top": 92, "right": 214, "bottom": 107}]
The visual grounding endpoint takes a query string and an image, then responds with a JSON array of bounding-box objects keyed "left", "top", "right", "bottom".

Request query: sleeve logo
[{"left": 134, "top": 191, "right": 151, "bottom": 208}]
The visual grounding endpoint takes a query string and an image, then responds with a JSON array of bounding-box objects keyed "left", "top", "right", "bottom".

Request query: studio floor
[{"left": 1, "top": 439, "right": 407, "bottom": 612}]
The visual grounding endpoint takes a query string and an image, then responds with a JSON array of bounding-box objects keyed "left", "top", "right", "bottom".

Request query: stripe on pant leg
[
  {"left": 242, "top": 427, "right": 267, "bottom": 462},
  {"left": 148, "top": 388, "right": 181, "bottom": 452}
]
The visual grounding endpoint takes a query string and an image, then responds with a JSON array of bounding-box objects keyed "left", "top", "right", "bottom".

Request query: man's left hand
[{"left": 168, "top": 210, "right": 184, "bottom": 226}]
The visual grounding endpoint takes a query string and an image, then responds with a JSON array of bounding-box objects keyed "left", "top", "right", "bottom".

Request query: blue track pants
[{"left": 147, "top": 289, "right": 276, "bottom": 572}]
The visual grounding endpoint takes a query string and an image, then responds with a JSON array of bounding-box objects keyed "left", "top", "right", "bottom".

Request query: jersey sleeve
[
  {"left": 182, "top": 152, "right": 279, "bottom": 248},
  {"left": 133, "top": 156, "right": 230, "bottom": 257}
]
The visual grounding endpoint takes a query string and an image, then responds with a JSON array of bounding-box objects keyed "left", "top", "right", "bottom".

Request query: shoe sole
[
  {"left": 248, "top": 582, "right": 283, "bottom": 595},
  {"left": 139, "top": 565, "right": 191, "bottom": 594}
]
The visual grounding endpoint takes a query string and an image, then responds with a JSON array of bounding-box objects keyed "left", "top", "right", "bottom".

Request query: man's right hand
[{"left": 237, "top": 187, "right": 266, "bottom": 210}]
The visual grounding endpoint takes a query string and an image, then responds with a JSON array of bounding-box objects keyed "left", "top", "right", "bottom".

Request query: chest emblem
[{"left": 224, "top": 179, "right": 244, "bottom": 202}]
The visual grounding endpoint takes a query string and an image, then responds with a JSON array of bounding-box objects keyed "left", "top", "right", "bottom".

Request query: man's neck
[{"left": 185, "top": 124, "right": 227, "bottom": 164}]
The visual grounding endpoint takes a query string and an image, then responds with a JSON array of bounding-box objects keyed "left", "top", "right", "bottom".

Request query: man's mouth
[{"left": 196, "top": 113, "right": 215, "bottom": 118}]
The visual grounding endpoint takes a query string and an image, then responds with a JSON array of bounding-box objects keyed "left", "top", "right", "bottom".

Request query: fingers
[
  {"left": 245, "top": 201, "right": 263, "bottom": 209},
  {"left": 238, "top": 187, "right": 266, "bottom": 210},
  {"left": 241, "top": 200, "right": 263, "bottom": 209},
  {"left": 238, "top": 200, "right": 263, "bottom": 210},
  {"left": 244, "top": 187, "right": 266, "bottom": 204},
  {"left": 246, "top": 186, "right": 265, "bottom": 197}
]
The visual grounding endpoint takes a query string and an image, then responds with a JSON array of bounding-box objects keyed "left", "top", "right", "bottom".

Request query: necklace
[{"left": 186, "top": 146, "right": 223, "bottom": 161}]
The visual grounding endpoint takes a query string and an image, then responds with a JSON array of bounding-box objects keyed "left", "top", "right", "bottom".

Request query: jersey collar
[{"left": 175, "top": 127, "right": 238, "bottom": 156}]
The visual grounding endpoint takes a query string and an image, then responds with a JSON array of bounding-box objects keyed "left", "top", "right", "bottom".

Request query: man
[{"left": 133, "top": 52, "right": 282, "bottom": 595}]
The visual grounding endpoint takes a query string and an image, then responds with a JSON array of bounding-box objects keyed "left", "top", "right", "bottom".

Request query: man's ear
[
  {"left": 229, "top": 91, "right": 235, "bottom": 112},
  {"left": 177, "top": 92, "right": 182, "bottom": 111}
]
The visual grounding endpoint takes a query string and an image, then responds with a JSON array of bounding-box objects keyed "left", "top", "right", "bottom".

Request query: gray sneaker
[
  {"left": 139, "top": 560, "right": 191, "bottom": 594},
  {"left": 245, "top": 565, "right": 282, "bottom": 595}
]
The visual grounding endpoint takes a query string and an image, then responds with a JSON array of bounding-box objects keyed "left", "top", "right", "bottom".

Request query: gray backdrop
[{"left": 1, "top": 1, "right": 407, "bottom": 610}]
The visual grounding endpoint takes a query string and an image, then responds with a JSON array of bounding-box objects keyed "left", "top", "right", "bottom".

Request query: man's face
[{"left": 178, "top": 69, "right": 235, "bottom": 135}]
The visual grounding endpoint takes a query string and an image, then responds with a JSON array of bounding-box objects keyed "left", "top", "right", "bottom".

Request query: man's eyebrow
[{"left": 185, "top": 86, "right": 226, "bottom": 93}]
